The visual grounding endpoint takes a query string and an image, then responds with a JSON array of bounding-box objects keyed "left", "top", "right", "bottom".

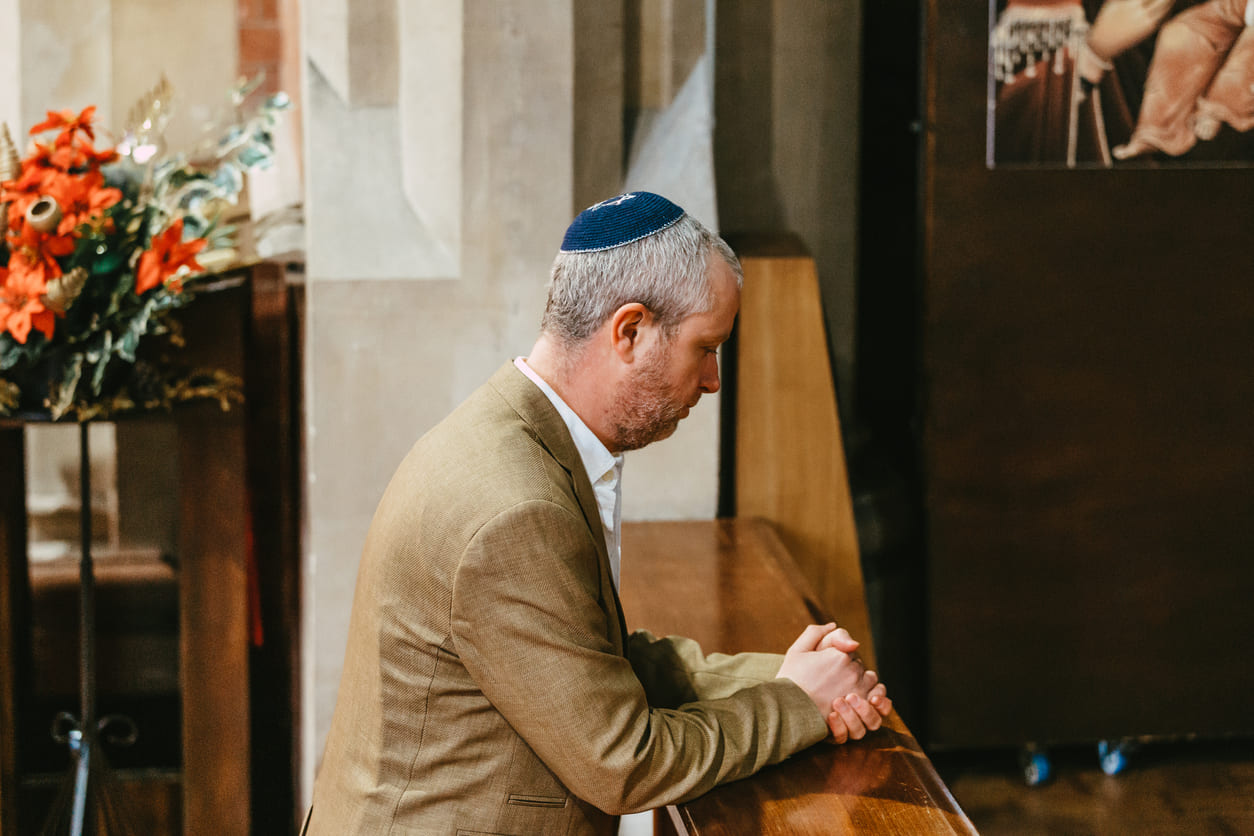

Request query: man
[{"left": 306, "top": 192, "right": 891, "bottom": 835}]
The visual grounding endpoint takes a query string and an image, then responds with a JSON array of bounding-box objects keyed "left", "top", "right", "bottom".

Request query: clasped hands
[{"left": 776, "top": 623, "right": 892, "bottom": 744}]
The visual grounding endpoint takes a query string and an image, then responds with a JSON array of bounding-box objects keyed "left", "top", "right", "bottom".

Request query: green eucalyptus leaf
[
  {"left": 264, "top": 91, "right": 292, "bottom": 111},
  {"left": 117, "top": 297, "right": 158, "bottom": 362},
  {"left": 238, "top": 145, "right": 272, "bottom": 169},
  {"left": 0, "top": 337, "right": 22, "bottom": 371},
  {"left": 214, "top": 163, "right": 246, "bottom": 196},
  {"left": 90, "top": 331, "right": 114, "bottom": 394},
  {"left": 183, "top": 215, "right": 209, "bottom": 239},
  {"left": 118, "top": 322, "right": 144, "bottom": 358}
]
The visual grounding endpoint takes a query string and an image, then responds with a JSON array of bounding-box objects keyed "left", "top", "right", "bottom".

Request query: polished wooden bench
[{"left": 619, "top": 519, "right": 976, "bottom": 835}]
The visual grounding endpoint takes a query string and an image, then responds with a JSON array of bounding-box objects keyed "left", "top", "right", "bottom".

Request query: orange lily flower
[
  {"left": 45, "top": 169, "right": 123, "bottom": 235},
  {"left": 48, "top": 141, "right": 119, "bottom": 172},
  {"left": 136, "top": 218, "right": 207, "bottom": 295},
  {"left": 0, "top": 264, "right": 56, "bottom": 344},
  {"left": 82, "top": 144, "right": 120, "bottom": 168},
  {"left": 6, "top": 224, "right": 74, "bottom": 284},
  {"left": 30, "top": 106, "right": 98, "bottom": 148},
  {"left": 3, "top": 158, "right": 53, "bottom": 201},
  {"left": 21, "top": 143, "right": 59, "bottom": 174},
  {"left": 2, "top": 155, "right": 61, "bottom": 230}
]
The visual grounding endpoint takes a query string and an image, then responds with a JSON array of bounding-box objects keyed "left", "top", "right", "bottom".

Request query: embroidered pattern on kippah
[{"left": 589, "top": 193, "right": 639, "bottom": 211}]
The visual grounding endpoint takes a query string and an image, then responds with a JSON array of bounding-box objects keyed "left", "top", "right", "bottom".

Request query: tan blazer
[{"left": 307, "top": 363, "right": 827, "bottom": 835}]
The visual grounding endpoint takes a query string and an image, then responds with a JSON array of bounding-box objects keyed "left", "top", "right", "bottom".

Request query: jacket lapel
[{"left": 488, "top": 363, "right": 626, "bottom": 650}]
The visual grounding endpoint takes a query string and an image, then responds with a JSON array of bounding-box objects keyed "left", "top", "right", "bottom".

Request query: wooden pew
[
  {"left": 619, "top": 519, "right": 975, "bottom": 835},
  {"left": 729, "top": 235, "right": 876, "bottom": 668}
]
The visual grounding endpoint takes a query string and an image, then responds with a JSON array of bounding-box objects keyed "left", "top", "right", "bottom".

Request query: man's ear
[{"left": 609, "top": 303, "right": 651, "bottom": 362}]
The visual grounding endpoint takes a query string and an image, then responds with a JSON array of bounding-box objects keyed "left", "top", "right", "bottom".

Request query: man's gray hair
[{"left": 541, "top": 213, "right": 743, "bottom": 347}]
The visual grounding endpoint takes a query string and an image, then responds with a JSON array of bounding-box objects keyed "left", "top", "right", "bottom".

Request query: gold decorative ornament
[
  {"left": 0, "top": 123, "right": 20, "bottom": 233},
  {"left": 25, "top": 195, "right": 63, "bottom": 233},
  {"left": 0, "top": 123, "right": 19, "bottom": 181},
  {"left": 0, "top": 380, "right": 18, "bottom": 413},
  {"left": 43, "top": 266, "right": 89, "bottom": 314},
  {"left": 125, "top": 73, "right": 174, "bottom": 136},
  {"left": 122, "top": 74, "right": 174, "bottom": 167}
]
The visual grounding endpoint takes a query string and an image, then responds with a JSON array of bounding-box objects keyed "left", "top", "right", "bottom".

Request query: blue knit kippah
[{"left": 559, "top": 192, "right": 685, "bottom": 253}]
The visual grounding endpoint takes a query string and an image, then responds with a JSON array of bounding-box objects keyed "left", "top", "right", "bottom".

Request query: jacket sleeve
[
  {"left": 625, "top": 630, "right": 784, "bottom": 708},
  {"left": 450, "top": 499, "right": 828, "bottom": 816}
]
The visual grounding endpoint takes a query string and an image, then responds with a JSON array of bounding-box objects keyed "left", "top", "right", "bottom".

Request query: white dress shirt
[{"left": 514, "top": 358, "right": 624, "bottom": 589}]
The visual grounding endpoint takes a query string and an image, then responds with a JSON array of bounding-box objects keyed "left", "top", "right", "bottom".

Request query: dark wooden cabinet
[
  {"left": 0, "top": 265, "right": 302, "bottom": 834},
  {"left": 917, "top": 2, "right": 1254, "bottom": 749}
]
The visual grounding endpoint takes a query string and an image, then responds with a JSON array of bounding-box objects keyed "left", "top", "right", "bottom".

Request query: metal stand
[{"left": 40, "top": 422, "right": 137, "bottom": 836}]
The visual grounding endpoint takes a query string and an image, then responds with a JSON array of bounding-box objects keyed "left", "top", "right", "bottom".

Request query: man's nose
[{"left": 700, "top": 354, "right": 721, "bottom": 393}]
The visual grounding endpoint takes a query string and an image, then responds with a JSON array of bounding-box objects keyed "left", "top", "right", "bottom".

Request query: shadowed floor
[{"left": 933, "top": 739, "right": 1254, "bottom": 835}]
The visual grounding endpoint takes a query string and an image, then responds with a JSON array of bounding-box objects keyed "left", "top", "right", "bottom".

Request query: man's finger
[
  {"left": 826, "top": 712, "right": 849, "bottom": 744},
  {"left": 832, "top": 695, "right": 868, "bottom": 740},
  {"left": 846, "top": 693, "right": 882, "bottom": 733},
  {"left": 788, "top": 622, "right": 836, "bottom": 655},
  {"left": 866, "top": 682, "right": 893, "bottom": 717},
  {"left": 869, "top": 687, "right": 893, "bottom": 718}
]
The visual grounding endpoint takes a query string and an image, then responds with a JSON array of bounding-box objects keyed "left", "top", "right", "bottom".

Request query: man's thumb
[
  {"left": 788, "top": 622, "right": 836, "bottom": 655},
  {"left": 819, "top": 627, "right": 860, "bottom": 653}
]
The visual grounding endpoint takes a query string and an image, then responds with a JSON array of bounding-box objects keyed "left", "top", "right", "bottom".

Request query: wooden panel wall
[
  {"left": 923, "top": 1, "right": 1254, "bottom": 747},
  {"left": 0, "top": 431, "right": 28, "bottom": 836}
]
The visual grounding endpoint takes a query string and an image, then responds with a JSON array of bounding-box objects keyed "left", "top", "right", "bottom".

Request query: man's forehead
[{"left": 686, "top": 274, "right": 739, "bottom": 337}]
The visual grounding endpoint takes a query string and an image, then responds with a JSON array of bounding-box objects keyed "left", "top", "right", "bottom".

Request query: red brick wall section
[
  {"left": 239, "top": 0, "right": 281, "bottom": 94},
  {"left": 237, "top": 0, "right": 302, "bottom": 180}
]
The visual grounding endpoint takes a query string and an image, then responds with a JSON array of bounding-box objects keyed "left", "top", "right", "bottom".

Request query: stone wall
[{"left": 716, "top": 0, "right": 862, "bottom": 408}]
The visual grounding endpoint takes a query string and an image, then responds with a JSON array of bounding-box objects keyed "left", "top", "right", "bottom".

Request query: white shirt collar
[{"left": 514, "top": 358, "right": 618, "bottom": 481}]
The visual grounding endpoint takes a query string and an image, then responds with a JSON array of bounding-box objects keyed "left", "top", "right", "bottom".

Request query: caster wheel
[
  {"left": 1019, "top": 745, "right": 1052, "bottom": 786},
  {"left": 1098, "top": 739, "right": 1131, "bottom": 776}
]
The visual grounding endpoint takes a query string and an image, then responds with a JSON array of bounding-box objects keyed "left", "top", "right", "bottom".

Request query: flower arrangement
[{"left": 0, "top": 77, "right": 290, "bottom": 420}]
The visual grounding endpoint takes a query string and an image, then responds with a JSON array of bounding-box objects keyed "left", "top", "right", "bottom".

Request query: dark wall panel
[{"left": 923, "top": 0, "right": 1254, "bottom": 748}]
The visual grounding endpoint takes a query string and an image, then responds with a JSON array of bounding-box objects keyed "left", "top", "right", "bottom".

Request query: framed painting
[{"left": 988, "top": 0, "right": 1254, "bottom": 167}]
